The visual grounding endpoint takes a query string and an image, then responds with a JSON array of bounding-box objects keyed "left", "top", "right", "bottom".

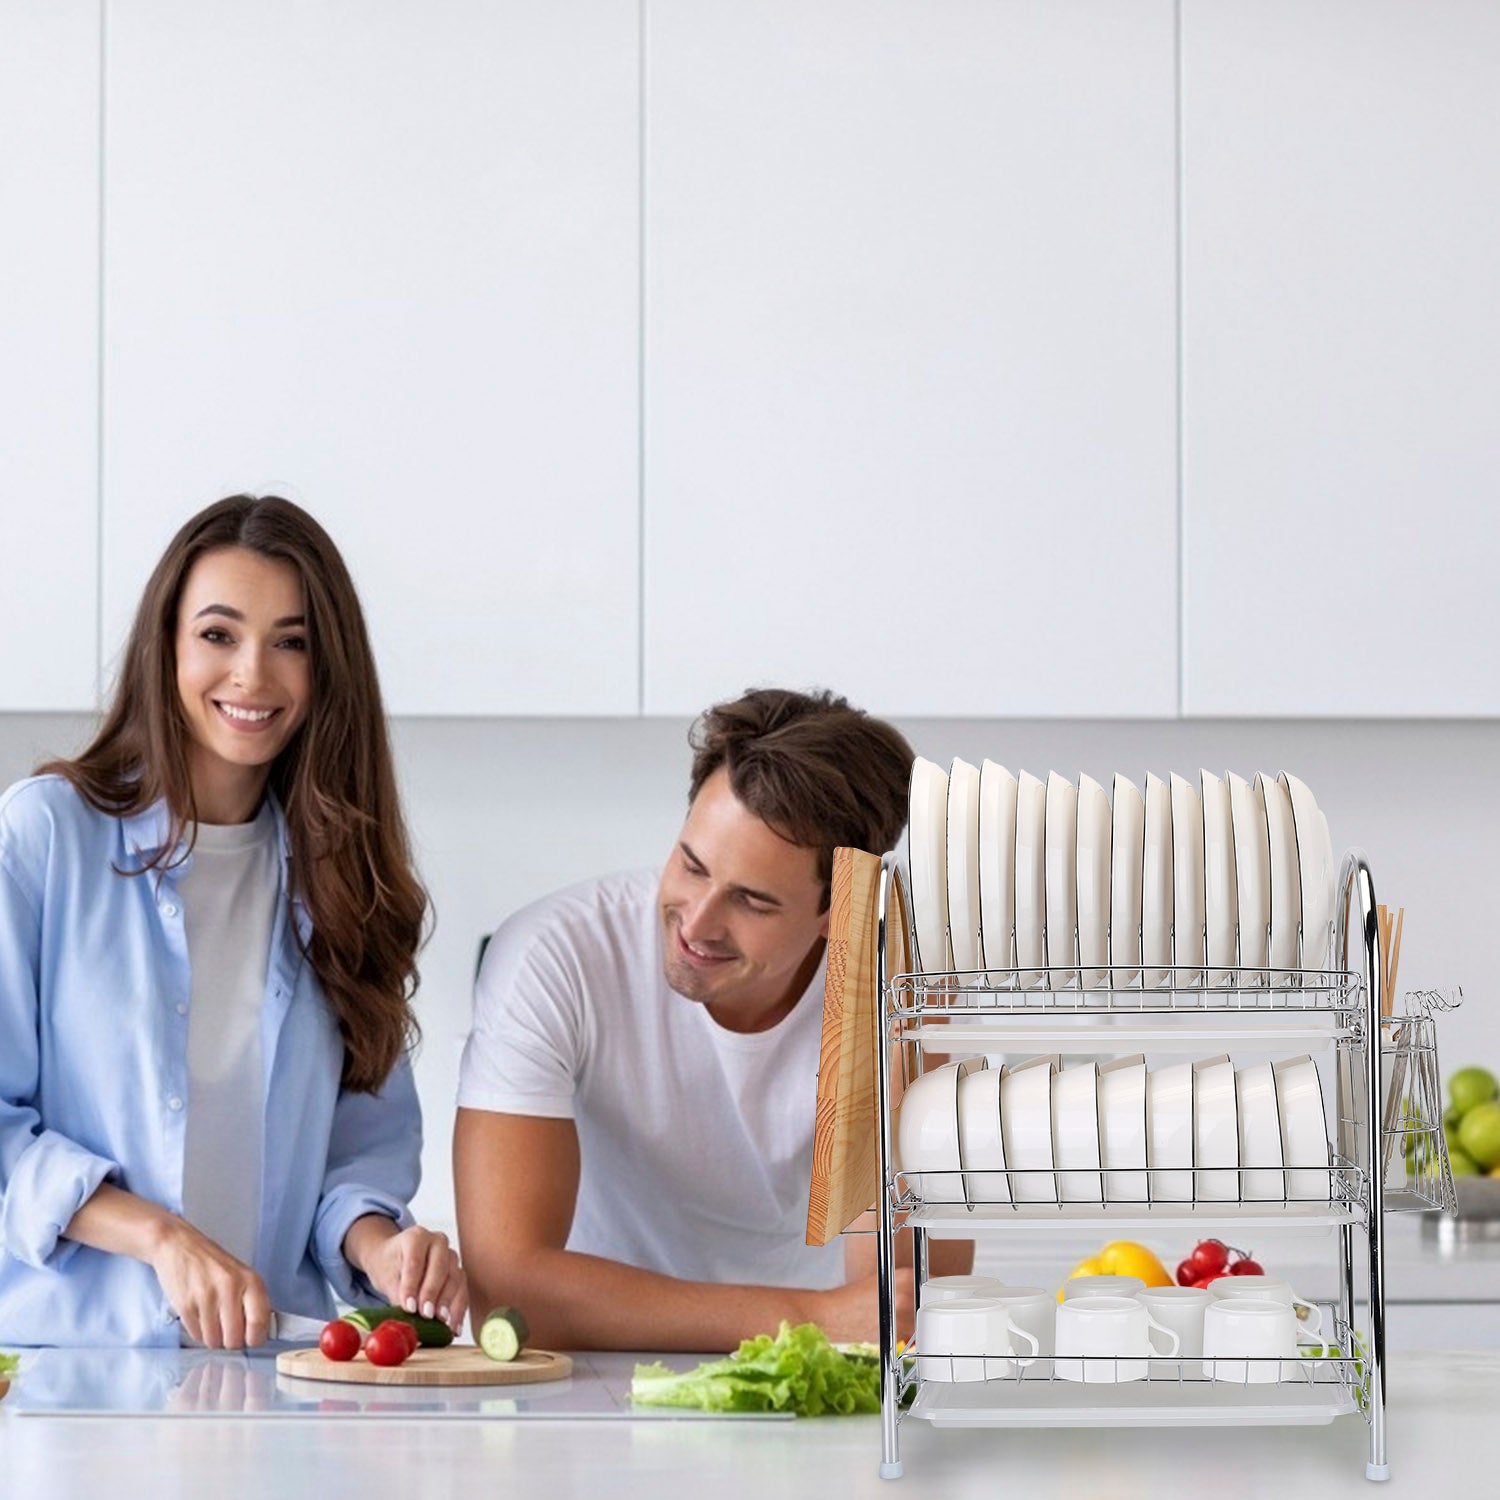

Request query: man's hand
[{"left": 809, "top": 1266, "right": 916, "bottom": 1345}]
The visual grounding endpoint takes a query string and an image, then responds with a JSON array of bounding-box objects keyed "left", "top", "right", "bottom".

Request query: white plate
[
  {"left": 958, "top": 1064, "right": 1009, "bottom": 1205},
  {"left": 1141, "top": 773, "right": 1173, "bottom": 990},
  {"left": 1228, "top": 772, "right": 1270, "bottom": 978},
  {"left": 1236, "top": 1062, "right": 1285, "bottom": 1201},
  {"left": 977, "top": 760, "right": 1018, "bottom": 975},
  {"left": 1147, "top": 1060, "right": 1193, "bottom": 1202},
  {"left": 1170, "top": 773, "right": 1205, "bottom": 983},
  {"left": 1001, "top": 1055, "right": 1059, "bottom": 1204},
  {"left": 1282, "top": 773, "right": 1335, "bottom": 971},
  {"left": 1109, "top": 775, "right": 1145, "bottom": 992},
  {"left": 1044, "top": 772, "right": 1078, "bottom": 979},
  {"left": 1052, "top": 1062, "right": 1102, "bottom": 1202},
  {"left": 908, "top": 757, "right": 950, "bottom": 974},
  {"left": 1194, "top": 1054, "right": 1239, "bottom": 1202},
  {"left": 1075, "top": 774, "right": 1111, "bottom": 992},
  {"left": 946, "top": 758, "right": 982, "bottom": 978},
  {"left": 1273, "top": 1054, "right": 1332, "bottom": 1202},
  {"left": 1259, "top": 771, "right": 1301, "bottom": 979},
  {"left": 1201, "top": 770, "right": 1238, "bottom": 987},
  {"left": 1098, "top": 1054, "right": 1148, "bottom": 1204},
  {"left": 1014, "top": 772, "right": 1048, "bottom": 987},
  {"left": 898, "top": 1057, "right": 984, "bottom": 1204}
]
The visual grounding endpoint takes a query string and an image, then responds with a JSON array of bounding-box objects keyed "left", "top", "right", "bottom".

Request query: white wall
[{"left": 4, "top": 711, "right": 1491, "bottom": 1237}]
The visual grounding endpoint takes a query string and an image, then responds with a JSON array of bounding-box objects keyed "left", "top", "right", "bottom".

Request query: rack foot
[
  {"left": 1365, "top": 1463, "right": 1390, "bottom": 1483},
  {"left": 879, "top": 1462, "right": 904, "bottom": 1480}
]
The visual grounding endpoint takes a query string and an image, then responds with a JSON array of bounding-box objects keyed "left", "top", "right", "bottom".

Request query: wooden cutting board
[
  {"left": 806, "top": 848, "right": 910, "bottom": 1246},
  {"left": 276, "top": 1346, "right": 572, "bottom": 1386}
]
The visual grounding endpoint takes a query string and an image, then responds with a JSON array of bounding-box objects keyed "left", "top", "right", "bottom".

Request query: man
[{"left": 454, "top": 687, "right": 970, "bottom": 1350}]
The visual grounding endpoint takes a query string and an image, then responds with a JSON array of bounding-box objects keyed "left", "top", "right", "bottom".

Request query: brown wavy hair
[
  {"left": 688, "top": 687, "right": 914, "bottom": 911},
  {"left": 40, "top": 495, "right": 427, "bottom": 1092}
]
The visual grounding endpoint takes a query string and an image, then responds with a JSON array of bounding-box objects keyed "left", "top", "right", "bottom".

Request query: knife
[{"left": 268, "top": 1309, "right": 330, "bottom": 1344}]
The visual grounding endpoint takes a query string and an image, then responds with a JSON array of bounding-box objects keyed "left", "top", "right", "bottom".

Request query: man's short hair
[{"left": 688, "top": 687, "right": 915, "bottom": 909}]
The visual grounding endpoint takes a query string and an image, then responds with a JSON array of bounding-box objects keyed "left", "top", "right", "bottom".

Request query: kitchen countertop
[{"left": 3, "top": 1348, "right": 1498, "bottom": 1498}]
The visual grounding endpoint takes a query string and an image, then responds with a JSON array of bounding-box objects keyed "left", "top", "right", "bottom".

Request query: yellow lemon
[
  {"left": 1057, "top": 1254, "right": 1105, "bottom": 1302},
  {"left": 1096, "top": 1241, "right": 1174, "bottom": 1288}
]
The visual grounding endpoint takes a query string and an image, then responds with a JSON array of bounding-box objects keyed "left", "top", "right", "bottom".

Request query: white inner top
[
  {"left": 458, "top": 868, "right": 846, "bottom": 1290},
  {"left": 178, "top": 800, "right": 278, "bottom": 1269}
]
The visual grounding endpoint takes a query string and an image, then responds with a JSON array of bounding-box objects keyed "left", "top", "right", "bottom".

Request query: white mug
[
  {"left": 921, "top": 1275, "right": 1010, "bottom": 1305},
  {"left": 1210, "top": 1276, "right": 1324, "bottom": 1341},
  {"left": 915, "top": 1298, "right": 1041, "bottom": 1382},
  {"left": 1055, "top": 1294, "right": 1180, "bottom": 1383},
  {"left": 1061, "top": 1274, "right": 1146, "bottom": 1301},
  {"left": 979, "top": 1286, "right": 1055, "bottom": 1366},
  {"left": 1133, "top": 1286, "right": 1213, "bottom": 1379},
  {"left": 1202, "top": 1297, "right": 1329, "bottom": 1384}
]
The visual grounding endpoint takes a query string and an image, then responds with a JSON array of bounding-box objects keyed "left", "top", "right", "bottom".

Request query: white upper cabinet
[
  {"left": 1182, "top": 1, "right": 1500, "bottom": 715},
  {"left": 642, "top": 1, "right": 1179, "bottom": 718},
  {"left": 102, "top": 2, "right": 640, "bottom": 714},
  {"left": 0, "top": 1, "right": 99, "bottom": 710}
]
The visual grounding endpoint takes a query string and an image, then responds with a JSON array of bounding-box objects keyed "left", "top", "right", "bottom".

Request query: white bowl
[
  {"left": 957, "top": 1063, "right": 1010, "bottom": 1205},
  {"left": 1228, "top": 772, "right": 1270, "bottom": 977},
  {"left": 946, "top": 758, "right": 983, "bottom": 978},
  {"left": 1147, "top": 1060, "right": 1194, "bottom": 1202},
  {"left": 1044, "top": 772, "right": 1078, "bottom": 978},
  {"left": 1201, "top": 770, "right": 1238, "bottom": 987},
  {"left": 1076, "top": 774, "right": 1112, "bottom": 991},
  {"left": 1170, "top": 773, "right": 1205, "bottom": 983},
  {"left": 1052, "top": 1061, "right": 1102, "bottom": 1203},
  {"left": 1098, "top": 1054, "right": 1148, "bottom": 1204},
  {"left": 1259, "top": 771, "right": 1302, "bottom": 980},
  {"left": 1282, "top": 772, "right": 1334, "bottom": 971},
  {"left": 1273, "top": 1054, "right": 1332, "bottom": 1202},
  {"left": 1109, "top": 774, "right": 1145, "bottom": 991},
  {"left": 908, "top": 757, "right": 950, "bottom": 974},
  {"left": 1194, "top": 1054, "right": 1239, "bottom": 1202},
  {"left": 1013, "top": 772, "right": 1048, "bottom": 987},
  {"left": 898, "top": 1058, "right": 983, "bottom": 1205},
  {"left": 1236, "top": 1061, "right": 1285, "bottom": 1201},
  {"left": 977, "top": 760, "right": 1018, "bottom": 974},
  {"left": 1001, "top": 1055, "right": 1059, "bottom": 1203},
  {"left": 1141, "top": 772, "right": 1174, "bottom": 989}
]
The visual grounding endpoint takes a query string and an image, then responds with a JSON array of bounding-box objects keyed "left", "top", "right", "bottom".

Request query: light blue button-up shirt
[{"left": 0, "top": 775, "right": 421, "bottom": 1347}]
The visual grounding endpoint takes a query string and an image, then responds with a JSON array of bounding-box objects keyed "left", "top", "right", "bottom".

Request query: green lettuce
[{"left": 631, "top": 1322, "right": 881, "bottom": 1416}]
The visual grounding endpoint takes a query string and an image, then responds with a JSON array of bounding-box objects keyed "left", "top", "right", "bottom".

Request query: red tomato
[
  {"left": 364, "top": 1323, "right": 412, "bottom": 1367},
  {"left": 319, "top": 1320, "right": 362, "bottom": 1362},
  {"left": 1175, "top": 1258, "right": 1198, "bottom": 1287},
  {"left": 1188, "top": 1239, "right": 1230, "bottom": 1277},
  {"left": 1229, "top": 1257, "right": 1265, "bottom": 1277},
  {"left": 1191, "top": 1276, "right": 1219, "bottom": 1290},
  {"left": 389, "top": 1320, "right": 420, "bottom": 1356}
]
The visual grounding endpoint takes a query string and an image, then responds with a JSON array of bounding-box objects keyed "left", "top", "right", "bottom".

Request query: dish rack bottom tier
[{"left": 907, "top": 1377, "right": 1359, "bottom": 1428}]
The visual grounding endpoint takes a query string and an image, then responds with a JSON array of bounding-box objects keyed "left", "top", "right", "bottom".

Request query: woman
[{"left": 0, "top": 495, "right": 465, "bottom": 1347}]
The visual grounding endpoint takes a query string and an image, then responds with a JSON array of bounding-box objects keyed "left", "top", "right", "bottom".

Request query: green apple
[
  {"left": 1449, "top": 1067, "right": 1499, "bottom": 1115},
  {"left": 1445, "top": 1104, "right": 1465, "bottom": 1131},
  {"left": 1457, "top": 1102, "right": 1500, "bottom": 1170},
  {"left": 1449, "top": 1147, "right": 1482, "bottom": 1177}
]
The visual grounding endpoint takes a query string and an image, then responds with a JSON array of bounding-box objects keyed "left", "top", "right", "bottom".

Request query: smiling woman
[{"left": 0, "top": 495, "right": 466, "bottom": 1350}]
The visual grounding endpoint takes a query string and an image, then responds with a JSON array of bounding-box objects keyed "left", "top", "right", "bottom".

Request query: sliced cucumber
[
  {"left": 342, "top": 1306, "right": 455, "bottom": 1348},
  {"left": 479, "top": 1307, "right": 529, "bottom": 1363}
]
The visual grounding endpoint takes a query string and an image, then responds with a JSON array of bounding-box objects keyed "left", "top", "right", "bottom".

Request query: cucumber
[
  {"left": 479, "top": 1306, "right": 529, "bottom": 1363},
  {"left": 342, "top": 1306, "right": 455, "bottom": 1348}
]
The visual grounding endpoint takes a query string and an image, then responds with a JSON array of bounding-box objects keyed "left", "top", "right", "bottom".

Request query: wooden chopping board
[
  {"left": 806, "top": 848, "right": 911, "bottom": 1246},
  {"left": 277, "top": 1346, "right": 572, "bottom": 1386}
]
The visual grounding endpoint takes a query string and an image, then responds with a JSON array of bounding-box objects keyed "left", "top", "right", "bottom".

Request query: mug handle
[
  {"left": 1145, "top": 1312, "right": 1181, "bottom": 1358},
  {"left": 1005, "top": 1316, "right": 1041, "bottom": 1358},
  {"left": 1293, "top": 1297, "right": 1324, "bottom": 1341}
]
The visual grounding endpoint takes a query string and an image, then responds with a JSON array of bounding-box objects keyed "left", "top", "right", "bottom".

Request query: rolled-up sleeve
[
  {"left": 310, "top": 1051, "right": 421, "bottom": 1303},
  {"left": 0, "top": 858, "right": 120, "bottom": 1268}
]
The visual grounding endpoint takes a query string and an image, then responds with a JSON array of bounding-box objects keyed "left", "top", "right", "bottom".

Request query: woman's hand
[
  {"left": 147, "top": 1217, "right": 272, "bottom": 1349},
  {"left": 344, "top": 1216, "right": 468, "bottom": 1334}
]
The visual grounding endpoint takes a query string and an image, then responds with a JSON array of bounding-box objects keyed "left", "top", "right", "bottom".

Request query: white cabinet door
[
  {"left": 643, "top": 1, "right": 1179, "bottom": 718},
  {"left": 0, "top": 1, "right": 99, "bottom": 710},
  {"left": 103, "top": 2, "right": 639, "bottom": 715},
  {"left": 1182, "top": 1, "right": 1500, "bottom": 716}
]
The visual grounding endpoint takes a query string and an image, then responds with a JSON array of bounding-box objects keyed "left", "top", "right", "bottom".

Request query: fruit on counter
[
  {"left": 1448, "top": 1067, "right": 1498, "bottom": 1116},
  {"left": 342, "top": 1305, "right": 455, "bottom": 1348},
  {"left": 1228, "top": 1257, "right": 1265, "bottom": 1277},
  {"left": 1448, "top": 1148, "right": 1481, "bottom": 1176},
  {"left": 363, "top": 1321, "right": 414, "bottom": 1367},
  {"left": 1060, "top": 1240, "right": 1174, "bottom": 1297},
  {"left": 1457, "top": 1101, "right": 1500, "bottom": 1171},
  {"left": 1175, "top": 1238, "right": 1264, "bottom": 1285},
  {"left": 319, "top": 1319, "right": 362, "bottom": 1362},
  {"left": 479, "top": 1306, "right": 530, "bottom": 1363}
]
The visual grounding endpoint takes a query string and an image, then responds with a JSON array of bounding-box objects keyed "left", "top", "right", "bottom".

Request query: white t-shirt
[
  {"left": 178, "top": 803, "right": 278, "bottom": 1268},
  {"left": 457, "top": 869, "right": 846, "bottom": 1291}
]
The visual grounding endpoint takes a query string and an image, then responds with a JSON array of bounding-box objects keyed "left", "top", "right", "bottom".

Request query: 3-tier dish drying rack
[{"left": 821, "top": 846, "right": 1456, "bottom": 1484}]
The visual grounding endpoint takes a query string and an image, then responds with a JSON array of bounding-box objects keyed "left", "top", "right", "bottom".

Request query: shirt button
[
  {"left": 168, "top": 1096, "right": 184, "bottom": 1112},
  {"left": 176, "top": 1003, "right": 189, "bottom": 1017},
  {"left": 161, "top": 902, "right": 179, "bottom": 918}
]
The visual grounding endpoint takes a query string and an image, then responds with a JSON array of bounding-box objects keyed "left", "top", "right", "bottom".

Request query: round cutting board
[{"left": 277, "top": 1346, "right": 571, "bottom": 1386}]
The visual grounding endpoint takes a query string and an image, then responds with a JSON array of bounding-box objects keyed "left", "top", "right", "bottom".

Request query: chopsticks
[
  {"left": 1377, "top": 903, "right": 1407, "bottom": 1175},
  {"left": 1378, "top": 904, "right": 1404, "bottom": 1019}
]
